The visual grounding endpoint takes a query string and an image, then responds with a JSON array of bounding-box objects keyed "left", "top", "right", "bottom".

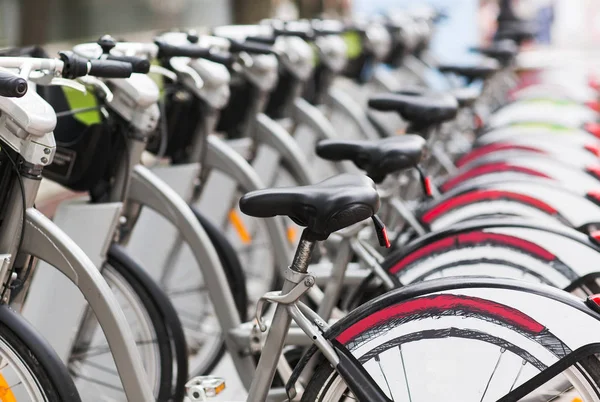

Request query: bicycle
[{"left": 0, "top": 55, "right": 156, "bottom": 401}]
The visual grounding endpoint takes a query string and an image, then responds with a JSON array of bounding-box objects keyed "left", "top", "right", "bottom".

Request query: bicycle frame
[
  {"left": 0, "top": 85, "right": 155, "bottom": 401},
  {"left": 245, "top": 229, "right": 391, "bottom": 402}
]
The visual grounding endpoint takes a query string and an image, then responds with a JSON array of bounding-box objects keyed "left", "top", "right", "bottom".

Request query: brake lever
[
  {"left": 237, "top": 51, "right": 254, "bottom": 69},
  {"left": 149, "top": 65, "right": 178, "bottom": 82},
  {"left": 169, "top": 58, "right": 204, "bottom": 89},
  {"left": 28, "top": 72, "right": 88, "bottom": 94},
  {"left": 76, "top": 76, "right": 113, "bottom": 102}
]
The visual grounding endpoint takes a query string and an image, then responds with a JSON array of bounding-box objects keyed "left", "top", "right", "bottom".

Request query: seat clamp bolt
[{"left": 304, "top": 277, "right": 314, "bottom": 287}]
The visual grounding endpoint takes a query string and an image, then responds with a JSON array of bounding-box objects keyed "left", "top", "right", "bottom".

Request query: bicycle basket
[
  {"left": 215, "top": 74, "right": 259, "bottom": 139},
  {"left": 39, "top": 85, "right": 124, "bottom": 197},
  {"left": 146, "top": 84, "right": 208, "bottom": 163},
  {"left": 264, "top": 67, "right": 303, "bottom": 120}
]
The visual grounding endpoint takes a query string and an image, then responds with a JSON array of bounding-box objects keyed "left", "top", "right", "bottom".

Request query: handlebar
[
  {"left": 244, "top": 35, "right": 277, "bottom": 45},
  {"left": 0, "top": 52, "right": 132, "bottom": 81},
  {"left": 228, "top": 39, "right": 277, "bottom": 55},
  {"left": 59, "top": 51, "right": 132, "bottom": 79},
  {"left": 155, "top": 40, "right": 213, "bottom": 59},
  {"left": 0, "top": 71, "right": 27, "bottom": 98},
  {"left": 105, "top": 55, "right": 150, "bottom": 74}
]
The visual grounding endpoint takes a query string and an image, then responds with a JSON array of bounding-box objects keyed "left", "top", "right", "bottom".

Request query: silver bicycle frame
[
  {"left": 127, "top": 164, "right": 258, "bottom": 385},
  {"left": 21, "top": 208, "right": 154, "bottom": 401},
  {"left": 325, "top": 87, "right": 380, "bottom": 140}
]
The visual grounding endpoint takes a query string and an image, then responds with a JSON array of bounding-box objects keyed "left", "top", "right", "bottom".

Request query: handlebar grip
[
  {"left": 272, "top": 28, "right": 312, "bottom": 40},
  {"left": 154, "top": 40, "right": 212, "bottom": 59},
  {"left": 59, "top": 51, "right": 89, "bottom": 79},
  {"left": 245, "top": 35, "right": 277, "bottom": 45},
  {"left": 0, "top": 71, "right": 27, "bottom": 98},
  {"left": 88, "top": 59, "right": 133, "bottom": 78},
  {"left": 205, "top": 52, "right": 235, "bottom": 67},
  {"left": 229, "top": 39, "right": 276, "bottom": 55},
  {"left": 106, "top": 55, "right": 150, "bottom": 74}
]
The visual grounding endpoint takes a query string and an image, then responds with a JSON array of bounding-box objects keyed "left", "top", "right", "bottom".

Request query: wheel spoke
[
  {"left": 69, "top": 369, "right": 125, "bottom": 392},
  {"left": 509, "top": 359, "right": 527, "bottom": 392},
  {"left": 375, "top": 355, "right": 393, "bottom": 399},
  {"left": 166, "top": 285, "right": 207, "bottom": 297},
  {"left": 399, "top": 345, "right": 412, "bottom": 402},
  {"left": 480, "top": 347, "right": 505, "bottom": 402},
  {"left": 70, "top": 339, "right": 158, "bottom": 360}
]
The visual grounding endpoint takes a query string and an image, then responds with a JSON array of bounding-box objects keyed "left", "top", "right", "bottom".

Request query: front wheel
[
  {"left": 302, "top": 278, "right": 600, "bottom": 401},
  {"left": 0, "top": 305, "right": 81, "bottom": 401}
]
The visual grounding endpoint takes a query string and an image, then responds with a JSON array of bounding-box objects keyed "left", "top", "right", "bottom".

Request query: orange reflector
[
  {"left": 0, "top": 373, "right": 16, "bottom": 402},
  {"left": 215, "top": 381, "right": 226, "bottom": 394},
  {"left": 572, "top": 398, "right": 583, "bottom": 402},
  {"left": 287, "top": 226, "right": 297, "bottom": 244},
  {"left": 228, "top": 210, "right": 252, "bottom": 244}
]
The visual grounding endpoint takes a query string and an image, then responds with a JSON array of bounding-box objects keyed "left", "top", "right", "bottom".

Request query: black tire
[
  {"left": 192, "top": 207, "right": 248, "bottom": 320},
  {"left": 108, "top": 244, "right": 188, "bottom": 401},
  {"left": 300, "top": 278, "right": 600, "bottom": 401},
  {"left": 182, "top": 206, "right": 248, "bottom": 377},
  {"left": 0, "top": 304, "right": 81, "bottom": 401},
  {"left": 69, "top": 248, "right": 177, "bottom": 401},
  {"left": 106, "top": 246, "right": 176, "bottom": 402}
]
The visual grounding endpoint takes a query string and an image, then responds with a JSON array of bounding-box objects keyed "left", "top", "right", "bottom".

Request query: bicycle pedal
[{"left": 185, "top": 376, "right": 226, "bottom": 400}]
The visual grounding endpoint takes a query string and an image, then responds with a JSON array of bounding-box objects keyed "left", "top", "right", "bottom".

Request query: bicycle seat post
[{"left": 289, "top": 229, "right": 316, "bottom": 275}]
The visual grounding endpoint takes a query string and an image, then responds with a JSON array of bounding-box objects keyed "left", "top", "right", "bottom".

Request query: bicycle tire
[
  {"left": 302, "top": 279, "right": 600, "bottom": 401},
  {"left": 108, "top": 244, "right": 188, "bottom": 401},
  {"left": 0, "top": 304, "right": 81, "bottom": 401},
  {"left": 192, "top": 206, "right": 248, "bottom": 320},
  {"left": 69, "top": 248, "right": 177, "bottom": 401}
]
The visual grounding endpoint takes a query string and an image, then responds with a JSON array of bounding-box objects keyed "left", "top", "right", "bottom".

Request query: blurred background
[{"left": 2, "top": 0, "right": 600, "bottom": 55}]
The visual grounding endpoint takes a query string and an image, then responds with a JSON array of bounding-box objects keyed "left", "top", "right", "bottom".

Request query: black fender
[
  {"left": 108, "top": 244, "right": 188, "bottom": 401},
  {"left": 0, "top": 304, "right": 82, "bottom": 401}
]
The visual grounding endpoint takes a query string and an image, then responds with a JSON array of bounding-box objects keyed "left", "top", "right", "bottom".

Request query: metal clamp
[{"left": 255, "top": 274, "right": 315, "bottom": 332}]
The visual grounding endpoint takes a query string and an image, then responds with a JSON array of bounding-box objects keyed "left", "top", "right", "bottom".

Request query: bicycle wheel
[
  {"left": 68, "top": 248, "right": 177, "bottom": 401},
  {"left": 302, "top": 280, "right": 600, "bottom": 401},
  {"left": 0, "top": 305, "right": 81, "bottom": 401}
]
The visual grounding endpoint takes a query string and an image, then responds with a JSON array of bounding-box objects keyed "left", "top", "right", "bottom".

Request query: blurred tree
[
  {"left": 19, "top": 0, "right": 51, "bottom": 45},
  {"left": 296, "top": 0, "right": 323, "bottom": 19},
  {"left": 233, "top": 0, "right": 274, "bottom": 23}
]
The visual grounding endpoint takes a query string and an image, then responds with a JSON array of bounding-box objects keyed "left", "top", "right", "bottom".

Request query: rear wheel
[{"left": 303, "top": 291, "right": 600, "bottom": 401}]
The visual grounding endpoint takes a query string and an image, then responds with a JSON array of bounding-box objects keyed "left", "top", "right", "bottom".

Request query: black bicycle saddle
[
  {"left": 316, "top": 136, "right": 425, "bottom": 183},
  {"left": 239, "top": 174, "right": 380, "bottom": 240},
  {"left": 395, "top": 86, "right": 479, "bottom": 109},
  {"left": 438, "top": 58, "right": 500, "bottom": 83},
  {"left": 368, "top": 91, "right": 458, "bottom": 130}
]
